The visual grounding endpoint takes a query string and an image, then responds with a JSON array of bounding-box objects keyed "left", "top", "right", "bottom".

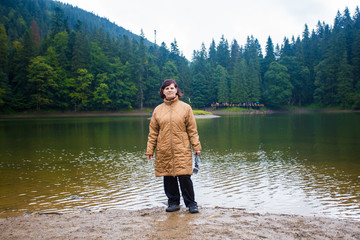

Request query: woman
[{"left": 146, "top": 79, "right": 201, "bottom": 213}]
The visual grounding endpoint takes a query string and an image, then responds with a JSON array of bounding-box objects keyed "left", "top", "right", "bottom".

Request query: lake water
[{"left": 0, "top": 113, "right": 359, "bottom": 220}]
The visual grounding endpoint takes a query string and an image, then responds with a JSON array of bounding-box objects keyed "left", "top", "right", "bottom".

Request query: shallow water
[{"left": 0, "top": 114, "right": 359, "bottom": 220}]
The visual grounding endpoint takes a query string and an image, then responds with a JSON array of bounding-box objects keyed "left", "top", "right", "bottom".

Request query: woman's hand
[
  {"left": 194, "top": 151, "right": 201, "bottom": 156},
  {"left": 147, "top": 154, "right": 153, "bottom": 160}
]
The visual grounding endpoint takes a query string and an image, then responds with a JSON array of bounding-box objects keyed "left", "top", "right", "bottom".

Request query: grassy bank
[{"left": 192, "top": 110, "right": 213, "bottom": 115}]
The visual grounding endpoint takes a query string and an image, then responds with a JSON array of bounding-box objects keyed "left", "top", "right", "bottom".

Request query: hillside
[{"left": 0, "top": 0, "right": 151, "bottom": 44}]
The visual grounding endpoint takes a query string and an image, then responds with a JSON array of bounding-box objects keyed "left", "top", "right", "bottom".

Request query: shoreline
[
  {"left": 0, "top": 111, "right": 151, "bottom": 119},
  {"left": 1, "top": 109, "right": 359, "bottom": 119},
  {"left": 1, "top": 207, "right": 359, "bottom": 239},
  {"left": 209, "top": 109, "right": 360, "bottom": 115}
]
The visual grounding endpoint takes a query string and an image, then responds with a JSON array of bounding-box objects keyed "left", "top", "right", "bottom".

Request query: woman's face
[{"left": 163, "top": 83, "right": 177, "bottom": 99}]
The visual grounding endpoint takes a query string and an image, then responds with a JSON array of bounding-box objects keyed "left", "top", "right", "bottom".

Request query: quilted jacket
[{"left": 146, "top": 96, "right": 201, "bottom": 177}]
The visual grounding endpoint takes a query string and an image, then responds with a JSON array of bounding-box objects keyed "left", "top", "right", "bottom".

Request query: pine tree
[
  {"left": 263, "top": 62, "right": 293, "bottom": 108},
  {"left": 190, "top": 43, "right": 211, "bottom": 106},
  {"left": 191, "top": 73, "right": 208, "bottom": 108},
  {"left": 71, "top": 29, "right": 90, "bottom": 73},
  {"left": 27, "top": 56, "right": 58, "bottom": 110},
  {"left": 0, "top": 24, "right": 9, "bottom": 107},
  {"left": 132, "top": 32, "right": 148, "bottom": 111},
  {"left": 244, "top": 36, "right": 261, "bottom": 102},
  {"left": 89, "top": 42, "right": 110, "bottom": 75},
  {"left": 216, "top": 65, "right": 229, "bottom": 103},
  {"left": 144, "top": 64, "right": 162, "bottom": 107},
  {"left": 208, "top": 39, "right": 217, "bottom": 67},
  {"left": 261, "top": 36, "right": 275, "bottom": 81},
  {"left": 170, "top": 39, "right": 180, "bottom": 58},
  {"left": 216, "top": 35, "right": 230, "bottom": 70},
  {"left": 157, "top": 42, "right": 168, "bottom": 68},
  {"left": 231, "top": 59, "right": 248, "bottom": 103},
  {"left": 50, "top": 6, "right": 69, "bottom": 38},
  {"left": 337, "top": 53, "right": 354, "bottom": 108},
  {"left": 66, "top": 68, "right": 93, "bottom": 111},
  {"left": 0, "top": 24, "right": 8, "bottom": 76},
  {"left": 314, "top": 59, "right": 337, "bottom": 106},
  {"left": 92, "top": 74, "right": 111, "bottom": 109},
  {"left": 280, "top": 37, "right": 293, "bottom": 57},
  {"left": 279, "top": 56, "right": 310, "bottom": 106},
  {"left": 53, "top": 31, "right": 70, "bottom": 71},
  {"left": 352, "top": 8, "right": 360, "bottom": 100},
  {"left": 230, "top": 39, "right": 241, "bottom": 74}
]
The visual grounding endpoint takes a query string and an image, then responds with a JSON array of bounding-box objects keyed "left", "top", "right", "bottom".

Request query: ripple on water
[{"left": 1, "top": 148, "right": 359, "bottom": 220}]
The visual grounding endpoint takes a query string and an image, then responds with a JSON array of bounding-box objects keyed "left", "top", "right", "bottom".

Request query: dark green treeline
[{"left": 0, "top": 0, "right": 359, "bottom": 112}]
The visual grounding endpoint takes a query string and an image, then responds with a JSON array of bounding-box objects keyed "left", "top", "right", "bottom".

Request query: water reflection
[
  {"left": 0, "top": 114, "right": 359, "bottom": 220},
  {"left": 195, "top": 150, "right": 360, "bottom": 219}
]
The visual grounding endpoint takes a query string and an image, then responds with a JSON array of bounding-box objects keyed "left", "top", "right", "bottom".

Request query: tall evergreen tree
[
  {"left": 261, "top": 36, "right": 276, "bottom": 80},
  {"left": 216, "top": 65, "right": 229, "bottom": 103},
  {"left": 263, "top": 62, "right": 293, "bottom": 108},
  {"left": 132, "top": 33, "right": 148, "bottom": 111},
  {"left": 0, "top": 24, "right": 9, "bottom": 107},
  {"left": 230, "top": 39, "right": 241, "bottom": 74},
  {"left": 244, "top": 36, "right": 261, "bottom": 102},
  {"left": 119, "top": 35, "right": 133, "bottom": 64},
  {"left": 71, "top": 28, "right": 89, "bottom": 72},
  {"left": 191, "top": 43, "right": 211, "bottom": 106},
  {"left": 53, "top": 31, "right": 70, "bottom": 71},
  {"left": 352, "top": 7, "right": 360, "bottom": 106},
  {"left": 280, "top": 37, "right": 293, "bottom": 57},
  {"left": 50, "top": 6, "right": 68, "bottom": 38},
  {"left": 66, "top": 68, "right": 93, "bottom": 111},
  {"left": 279, "top": 56, "right": 310, "bottom": 106},
  {"left": 208, "top": 39, "right": 217, "bottom": 67},
  {"left": 216, "top": 35, "right": 230, "bottom": 70},
  {"left": 27, "top": 56, "right": 58, "bottom": 110},
  {"left": 191, "top": 73, "right": 208, "bottom": 108},
  {"left": 231, "top": 59, "right": 248, "bottom": 103},
  {"left": 337, "top": 52, "right": 354, "bottom": 108}
]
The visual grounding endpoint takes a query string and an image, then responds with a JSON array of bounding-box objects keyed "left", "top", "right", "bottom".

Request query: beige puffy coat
[{"left": 146, "top": 96, "right": 201, "bottom": 177}]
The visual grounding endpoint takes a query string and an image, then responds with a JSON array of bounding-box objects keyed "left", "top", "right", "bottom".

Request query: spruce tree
[
  {"left": 0, "top": 24, "right": 9, "bottom": 107},
  {"left": 263, "top": 62, "right": 293, "bottom": 108},
  {"left": 216, "top": 35, "right": 230, "bottom": 70},
  {"left": 231, "top": 59, "right": 248, "bottom": 103},
  {"left": 216, "top": 65, "right": 229, "bottom": 103},
  {"left": 27, "top": 56, "right": 58, "bottom": 110}
]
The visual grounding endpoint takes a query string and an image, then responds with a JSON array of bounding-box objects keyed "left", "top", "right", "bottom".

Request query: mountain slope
[{"left": 0, "top": 0, "right": 151, "bottom": 44}]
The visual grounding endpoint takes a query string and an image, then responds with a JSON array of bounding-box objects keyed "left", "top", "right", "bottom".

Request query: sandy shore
[{"left": 1, "top": 207, "right": 359, "bottom": 240}]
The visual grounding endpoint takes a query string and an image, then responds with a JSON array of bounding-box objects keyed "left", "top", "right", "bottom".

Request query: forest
[{"left": 0, "top": 0, "right": 359, "bottom": 112}]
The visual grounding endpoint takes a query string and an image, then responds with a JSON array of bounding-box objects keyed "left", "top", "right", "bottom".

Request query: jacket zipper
[{"left": 170, "top": 102, "right": 175, "bottom": 176}]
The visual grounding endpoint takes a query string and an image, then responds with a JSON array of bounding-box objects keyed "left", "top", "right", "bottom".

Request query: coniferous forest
[{"left": 0, "top": 0, "right": 360, "bottom": 112}]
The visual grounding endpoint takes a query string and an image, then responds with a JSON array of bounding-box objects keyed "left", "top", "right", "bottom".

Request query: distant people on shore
[{"left": 211, "top": 102, "right": 264, "bottom": 109}]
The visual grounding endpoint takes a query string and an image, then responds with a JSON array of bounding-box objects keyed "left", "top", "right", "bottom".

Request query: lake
[{"left": 0, "top": 113, "right": 359, "bottom": 220}]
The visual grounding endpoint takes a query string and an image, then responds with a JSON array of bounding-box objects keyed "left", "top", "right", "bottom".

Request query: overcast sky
[{"left": 57, "top": 0, "right": 359, "bottom": 60}]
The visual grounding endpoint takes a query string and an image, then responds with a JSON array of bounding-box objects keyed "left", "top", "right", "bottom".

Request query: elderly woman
[{"left": 146, "top": 79, "right": 201, "bottom": 213}]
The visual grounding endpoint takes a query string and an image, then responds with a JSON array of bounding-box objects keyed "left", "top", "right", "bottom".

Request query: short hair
[{"left": 159, "top": 79, "right": 183, "bottom": 99}]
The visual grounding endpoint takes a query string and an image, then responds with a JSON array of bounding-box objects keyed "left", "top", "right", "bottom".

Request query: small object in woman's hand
[{"left": 193, "top": 154, "right": 200, "bottom": 174}]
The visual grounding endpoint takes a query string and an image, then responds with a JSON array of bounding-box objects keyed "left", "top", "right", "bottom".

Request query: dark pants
[{"left": 163, "top": 175, "right": 197, "bottom": 207}]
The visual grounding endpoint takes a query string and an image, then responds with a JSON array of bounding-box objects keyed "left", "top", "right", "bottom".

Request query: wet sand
[{"left": 1, "top": 207, "right": 359, "bottom": 240}]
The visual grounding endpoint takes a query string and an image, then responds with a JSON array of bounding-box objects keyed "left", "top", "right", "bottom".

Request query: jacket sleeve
[
  {"left": 146, "top": 110, "right": 159, "bottom": 155},
  {"left": 186, "top": 106, "right": 201, "bottom": 152}
]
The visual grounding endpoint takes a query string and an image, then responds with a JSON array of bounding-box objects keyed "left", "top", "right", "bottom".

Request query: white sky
[{"left": 57, "top": 0, "right": 359, "bottom": 60}]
